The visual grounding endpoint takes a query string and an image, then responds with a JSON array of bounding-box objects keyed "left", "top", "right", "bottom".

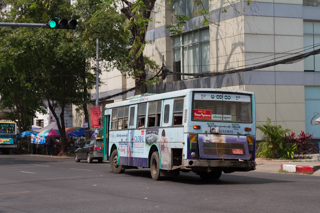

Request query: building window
[
  {"left": 304, "top": 22, "right": 320, "bottom": 72},
  {"left": 303, "top": 0, "right": 320, "bottom": 7},
  {"left": 172, "top": 0, "right": 209, "bottom": 24},
  {"left": 173, "top": 28, "right": 210, "bottom": 80},
  {"left": 36, "top": 119, "right": 44, "bottom": 128}
]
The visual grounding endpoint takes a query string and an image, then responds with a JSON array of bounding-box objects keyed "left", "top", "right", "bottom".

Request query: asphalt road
[{"left": 1, "top": 154, "right": 320, "bottom": 213}]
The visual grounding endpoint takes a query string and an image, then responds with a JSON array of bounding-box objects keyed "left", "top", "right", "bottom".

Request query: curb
[{"left": 281, "top": 164, "right": 320, "bottom": 174}]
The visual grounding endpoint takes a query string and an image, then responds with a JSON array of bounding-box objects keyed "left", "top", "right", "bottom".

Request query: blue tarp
[
  {"left": 67, "top": 128, "right": 94, "bottom": 137},
  {"left": 18, "top": 131, "right": 35, "bottom": 138}
]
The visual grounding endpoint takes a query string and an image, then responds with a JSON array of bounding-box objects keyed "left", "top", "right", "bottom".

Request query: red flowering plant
[
  {"left": 296, "top": 131, "right": 316, "bottom": 156},
  {"left": 285, "top": 131, "right": 316, "bottom": 158}
]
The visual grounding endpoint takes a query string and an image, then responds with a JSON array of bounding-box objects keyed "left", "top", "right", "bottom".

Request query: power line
[
  {"left": 98, "top": 47, "right": 320, "bottom": 101},
  {"left": 169, "top": 47, "right": 320, "bottom": 77},
  {"left": 96, "top": 65, "right": 164, "bottom": 102}
]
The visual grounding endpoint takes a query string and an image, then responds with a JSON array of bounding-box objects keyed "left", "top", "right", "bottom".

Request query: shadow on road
[
  {"left": 0, "top": 155, "right": 60, "bottom": 165},
  {"left": 117, "top": 169, "right": 292, "bottom": 185}
]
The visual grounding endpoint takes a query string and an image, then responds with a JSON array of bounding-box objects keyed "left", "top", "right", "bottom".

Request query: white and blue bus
[{"left": 103, "top": 89, "right": 256, "bottom": 180}]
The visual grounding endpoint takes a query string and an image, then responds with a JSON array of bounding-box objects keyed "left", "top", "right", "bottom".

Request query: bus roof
[
  {"left": 0, "top": 120, "right": 15, "bottom": 124},
  {"left": 104, "top": 88, "right": 254, "bottom": 109}
]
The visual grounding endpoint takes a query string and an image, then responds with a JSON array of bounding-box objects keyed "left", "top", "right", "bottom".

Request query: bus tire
[
  {"left": 87, "top": 153, "right": 92, "bottom": 163},
  {"left": 199, "top": 171, "right": 222, "bottom": 180},
  {"left": 0, "top": 149, "right": 10, "bottom": 154},
  {"left": 150, "top": 151, "right": 161, "bottom": 181},
  {"left": 111, "top": 149, "right": 124, "bottom": 174},
  {"left": 74, "top": 153, "right": 80, "bottom": 162}
]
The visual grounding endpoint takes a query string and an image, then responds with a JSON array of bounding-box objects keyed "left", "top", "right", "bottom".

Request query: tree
[
  {"left": 105, "top": 0, "right": 254, "bottom": 95},
  {"left": 0, "top": 27, "right": 46, "bottom": 132},
  {"left": 74, "top": 0, "right": 131, "bottom": 138},
  {"left": 0, "top": 0, "right": 96, "bottom": 153},
  {"left": 0, "top": 0, "right": 133, "bottom": 153}
]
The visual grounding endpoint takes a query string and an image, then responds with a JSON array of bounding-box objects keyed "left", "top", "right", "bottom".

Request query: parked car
[{"left": 74, "top": 139, "right": 103, "bottom": 163}]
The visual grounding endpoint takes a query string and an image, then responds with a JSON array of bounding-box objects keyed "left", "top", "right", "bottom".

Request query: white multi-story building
[{"left": 92, "top": 0, "right": 320, "bottom": 140}]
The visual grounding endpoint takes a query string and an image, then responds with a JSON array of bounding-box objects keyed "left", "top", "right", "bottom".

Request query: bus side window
[
  {"left": 148, "top": 102, "right": 156, "bottom": 127},
  {"left": 137, "top": 103, "right": 146, "bottom": 129},
  {"left": 129, "top": 107, "right": 135, "bottom": 127},
  {"left": 124, "top": 106, "right": 129, "bottom": 129},
  {"left": 164, "top": 104, "right": 170, "bottom": 123},
  {"left": 111, "top": 108, "right": 118, "bottom": 130},
  {"left": 173, "top": 99, "right": 184, "bottom": 125},
  {"left": 156, "top": 101, "right": 161, "bottom": 126},
  {"left": 117, "top": 107, "right": 124, "bottom": 130},
  {"left": 147, "top": 101, "right": 161, "bottom": 127}
]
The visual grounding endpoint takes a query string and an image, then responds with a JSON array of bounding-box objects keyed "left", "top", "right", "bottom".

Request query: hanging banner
[{"left": 90, "top": 106, "right": 102, "bottom": 128}]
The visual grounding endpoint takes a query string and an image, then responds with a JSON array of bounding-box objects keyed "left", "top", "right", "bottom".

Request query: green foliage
[
  {"left": 284, "top": 143, "right": 297, "bottom": 160},
  {"left": 0, "top": 0, "right": 98, "bottom": 152},
  {"left": 256, "top": 118, "right": 291, "bottom": 158},
  {"left": 166, "top": 14, "right": 190, "bottom": 35}
]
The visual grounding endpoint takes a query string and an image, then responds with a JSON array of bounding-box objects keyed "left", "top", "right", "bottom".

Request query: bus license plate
[{"left": 232, "top": 149, "right": 243, "bottom": 155}]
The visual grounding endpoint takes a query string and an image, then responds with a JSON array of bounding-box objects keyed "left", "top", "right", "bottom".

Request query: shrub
[
  {"left": 285, "top": 131, "right": 316, "bottom": 156},
  {"left": 256, "top": 118, "right": 291, "bottom": 158}
]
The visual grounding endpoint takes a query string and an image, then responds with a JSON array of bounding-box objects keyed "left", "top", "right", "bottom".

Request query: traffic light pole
[{"left": 0, "top": 22, "right": 47, "bottom": 28}]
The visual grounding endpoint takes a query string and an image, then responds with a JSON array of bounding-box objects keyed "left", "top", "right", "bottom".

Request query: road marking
[
  {"left": 70, "top": 168, "right": 92, "bottom": 171},
  {"left": 20, "top": 171, "right": 35, "bottom": 174},
  {"left": 33, "top": 164, "right": 49, "bottom": 167},
  {"left": 0, "top": 190, "right": 44, "bottom": 195},
  {"left": 0, "top": 191, "right": 31, "bottom": 195}
]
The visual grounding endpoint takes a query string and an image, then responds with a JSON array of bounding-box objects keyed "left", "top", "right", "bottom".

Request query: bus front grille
[{"left": 202, "top": 143, "right": 246, "bottom": 156}]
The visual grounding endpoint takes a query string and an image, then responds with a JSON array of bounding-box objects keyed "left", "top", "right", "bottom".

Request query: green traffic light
[{"left": 49, "top": 20, "right": 57, "bottom": 28}]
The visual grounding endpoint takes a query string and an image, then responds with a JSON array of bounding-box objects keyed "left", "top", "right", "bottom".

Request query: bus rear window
[{"left": 193, "top": 93, "right": 252, "bottom": 123}]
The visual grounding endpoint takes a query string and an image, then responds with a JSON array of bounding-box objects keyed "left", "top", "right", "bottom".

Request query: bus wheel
[
  {"left": 0, "top": 149, "right": 10, "bottom": 154},
  {"left": 199, "top": 171, "right": 222, "bottom": 180},
  {"left": 150, "top": 151, "right": 161, "bottom": 181},
  {"left": 111, "top": 149, "right": 124, "bottom": 174}
]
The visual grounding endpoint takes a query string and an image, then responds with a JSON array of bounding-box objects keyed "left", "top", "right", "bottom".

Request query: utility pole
[{"left": 96, "top": 38, "right": 99, "bottom": 107}]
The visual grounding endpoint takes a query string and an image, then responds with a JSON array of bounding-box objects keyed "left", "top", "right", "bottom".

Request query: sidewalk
[{"left": 254, "top": 154, "right": 320, "bottom": 176}]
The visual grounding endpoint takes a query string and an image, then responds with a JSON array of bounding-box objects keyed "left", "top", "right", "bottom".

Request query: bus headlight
[{"left": 191, "top": 152, "right": 196, "bottom": 158}]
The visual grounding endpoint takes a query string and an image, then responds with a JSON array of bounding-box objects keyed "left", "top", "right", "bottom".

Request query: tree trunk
[
  {"left": 47, "top": 100, "right": 68, "bottom": 154},
  {"left": 81, "top": 62, "right": 91, "bottom": 139},
  {"left": 121, "top": 0, "right": 156, "bottom": 95}
]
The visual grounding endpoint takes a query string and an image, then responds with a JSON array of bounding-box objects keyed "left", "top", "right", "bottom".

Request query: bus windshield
[
  {"left": 192, "top": 92, "right": 252, "bottom": 123},
  {"left": 0, "top": 123, "right": 15, "bottom": 134}
]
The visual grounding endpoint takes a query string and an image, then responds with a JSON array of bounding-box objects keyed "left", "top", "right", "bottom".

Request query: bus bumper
[
  {"left": 0, "top": 144, "right": 17, "bottom": 149},
  {"left": 183, "top": 159, "right": 256, "bottom": 172}
]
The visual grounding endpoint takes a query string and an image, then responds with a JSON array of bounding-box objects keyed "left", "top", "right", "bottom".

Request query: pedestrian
[{"left": 49, "top": 139, "right": 54, "bottom": 155}]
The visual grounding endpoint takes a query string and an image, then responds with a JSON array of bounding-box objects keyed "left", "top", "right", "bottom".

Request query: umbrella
[
  {"left": 65, "top": 127, "right": 82, "bottom": 136},
  {"left": 33, "top": 122, "right": 58, "bottom": 134},
  {"left": 31, "top": 134, "right": 46, "bottom": 144},
  {"left": 32, "top": 125, "right": 41, "bottom": 130},
  {"left": 18, "top": 131, "right": 35, "bottom": 138},
  {"left": 38, "top": 128, "right": 60, "bottom": 137}
]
